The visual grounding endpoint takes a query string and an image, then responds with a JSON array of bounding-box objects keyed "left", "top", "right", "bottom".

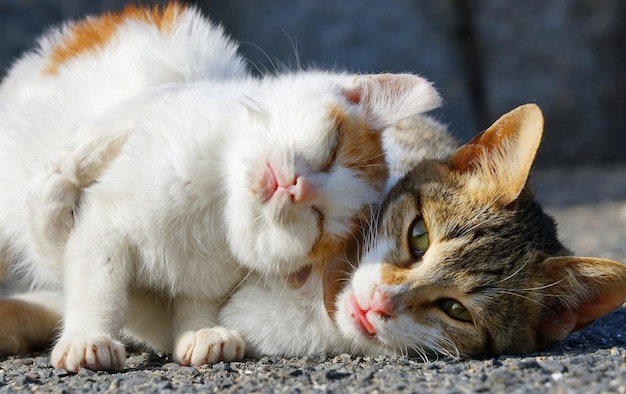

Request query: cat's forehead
[
  {"left": 384, "top": 160, "right": 511, "bottom": 230},
  {"left": 381, "top": 161, "right": 468, "bottom": 232},
  {"left": 378, "top": 160, "right": 564, "bottom": 282}
]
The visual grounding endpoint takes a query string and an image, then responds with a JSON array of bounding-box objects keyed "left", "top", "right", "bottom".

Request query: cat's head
[
  {"left": 335, "top": 104, "right": 626, "bottom": 358},
  {"left": 224, "top": 72, "right": 441, "bottom": 275}
]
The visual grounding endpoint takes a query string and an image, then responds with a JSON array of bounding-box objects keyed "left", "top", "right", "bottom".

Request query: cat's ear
[
  {"left": 448, "top": 103, "right": 543, "bottom": 205},
  {"left": 534, "top": 256, "right": 626, "bottom": 348},
  {"left": 343, "top": 73, "right": 441, "bottom": 130}
]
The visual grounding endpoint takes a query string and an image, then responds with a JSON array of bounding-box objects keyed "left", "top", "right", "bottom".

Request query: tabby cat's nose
[{"left": 370, "top": 289, "right": 394, "bottom": 318}]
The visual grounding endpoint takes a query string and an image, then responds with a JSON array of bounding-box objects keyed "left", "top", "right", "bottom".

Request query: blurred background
[{"left": 0, "top": 0, "right": 624, "bottom": 167}]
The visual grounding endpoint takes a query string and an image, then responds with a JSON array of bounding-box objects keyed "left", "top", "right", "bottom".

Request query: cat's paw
[
  {"left": 50, "top": 335, "right": 126, "bottom": 372},
  {"left": 173, "top": 327, "right": 245, "bottom": 366}
]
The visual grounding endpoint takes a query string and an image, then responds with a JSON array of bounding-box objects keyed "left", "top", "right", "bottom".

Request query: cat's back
[
  {"left": 0, "top": 3, "right": 245, "bottom": 102},
  {"left": 0, "top": 3, "right": 247, "bottom": 180}
]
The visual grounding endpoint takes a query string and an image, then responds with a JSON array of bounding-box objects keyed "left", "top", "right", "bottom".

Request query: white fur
[
  {"left": 0, "top": 5, "right": 441, "bottom": 371},
  {"left": 220, "top": 272, "right": 357, "bottom": 357}
]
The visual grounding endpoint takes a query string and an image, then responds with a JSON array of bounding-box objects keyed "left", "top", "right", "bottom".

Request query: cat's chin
[{"left": 226, "top": 217, "right": 319, "bottom": 276}]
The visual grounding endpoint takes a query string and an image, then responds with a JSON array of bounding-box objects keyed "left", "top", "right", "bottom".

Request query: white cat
[{"left": 0, "top": 3, "right": 441, "bottom": 371}]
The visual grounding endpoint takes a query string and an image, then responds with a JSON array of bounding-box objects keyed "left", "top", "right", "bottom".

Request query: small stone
[
  {"left": 162, "top": 362, "right": 181, "bottom": 370},
  {"left": 157, "top": 380, "right": 174, "bottom": 390},
  {"left": 77, "top": 367, "right": 96, "bottom": 377}
]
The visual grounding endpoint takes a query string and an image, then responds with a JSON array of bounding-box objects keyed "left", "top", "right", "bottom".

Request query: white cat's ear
[
  {"left": 534, "top": 256, "right": 626, "bottom": 348},
  {"left": 448, "top": 103, "right": 543, "bottom": 205},
  {"left": 343, "top": 73, "right": 441, "bottom": 130}
]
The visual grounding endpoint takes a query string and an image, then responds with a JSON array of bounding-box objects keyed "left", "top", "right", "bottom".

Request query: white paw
[
  {"left": 51, "top": 335, "right": 126, "bottom": 372},
  {"left": 174, "top": 327, "right": 245, "bottom": 366}
]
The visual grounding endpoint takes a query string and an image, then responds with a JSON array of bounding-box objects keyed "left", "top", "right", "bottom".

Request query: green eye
[
  {"left": 438, "top": 299, "right": 472, "bottom": 322},
  {"left": 408, "top": 217, "right": 429, "bottom": 259}
]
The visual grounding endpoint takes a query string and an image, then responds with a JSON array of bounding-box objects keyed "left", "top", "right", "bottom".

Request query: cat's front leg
[
  {"left": 172, "top": 297, "right": 245, "bottom": 366},
  {"left": 50, "top": 231, "right": 131, "bottom": 372}
]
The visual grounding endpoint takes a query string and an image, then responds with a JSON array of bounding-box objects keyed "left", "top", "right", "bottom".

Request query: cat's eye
[
  {"left": 321, "top": 127, "right": 341, "bottom": 173},
  {"left": 438, "top": 299, "right": 472, "bottom": 323},
  {"left": 408, "top": 217, "right": 429, "bottom": 260}
]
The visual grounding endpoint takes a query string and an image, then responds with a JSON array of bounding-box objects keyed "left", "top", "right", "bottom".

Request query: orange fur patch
[
  {"left": 381, "top": 264, "right": 409, "bottom": 287},
  {"left": 330, "top": 106, "right": 387, "bottom": 185},
  {"left": 0, "top": 298, "right": 61, "bottom": 353},
  {"left": 307, "top": 106, "right": 386, "bottom": 263},
  {"left": 307, "top": 107, "right": 385, "bottom": 318},
  {"left": 46, "top": 3, "right": 185, "bottom": 74},
  {"left": 308, "top": 215, "right": 350, "bottom": 263},
  {"left": 312, "top": 235, "right": 358, "bottom": 320}
]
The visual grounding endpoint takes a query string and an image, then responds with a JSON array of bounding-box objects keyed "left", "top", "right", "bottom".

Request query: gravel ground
[{"left": 1, "top": 165, "right": 625, "bottom": 393}]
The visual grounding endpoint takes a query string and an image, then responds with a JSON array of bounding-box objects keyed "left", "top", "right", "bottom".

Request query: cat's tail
[
  {"left": 0, "top": 255, "right": 6, "bottom": 284},
  {"left": 0, "top": 291, "right": 63, "bottom": 354}
]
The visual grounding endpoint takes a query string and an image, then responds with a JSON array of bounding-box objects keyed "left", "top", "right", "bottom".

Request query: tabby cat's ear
[
  {"left": 448, "top": 103, "right": 543, "bottom": 205},
  {"left": 535, "top": 256, "right": 626, "bottom": 348},
  {"left": 343, "top": 73, "right": 441, "bottom": 130}
]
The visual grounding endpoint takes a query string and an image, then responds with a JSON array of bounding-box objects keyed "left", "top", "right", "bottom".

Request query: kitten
[
  {"left": 0, "top": 3, "right": 440, "bottom": 371},
  {"left": 220, "top": 103, "right": 626, "bottom": 359}
]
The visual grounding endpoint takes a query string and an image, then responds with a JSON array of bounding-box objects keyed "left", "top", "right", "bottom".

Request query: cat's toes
[
  {"left": 174, "top": 326, "right": 245, "bottom": 366},
  {"left": 51, "top": 335, "right": 126, "bottom": 372}
]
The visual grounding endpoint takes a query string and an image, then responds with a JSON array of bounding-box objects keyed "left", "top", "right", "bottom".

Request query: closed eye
[{"left": 320, "top": 126, "right": 341, "bottom": 173}]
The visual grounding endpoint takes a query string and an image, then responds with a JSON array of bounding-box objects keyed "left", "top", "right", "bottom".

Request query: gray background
[{"left": 0, "top": 0, "right": 624, "bottom": 166}]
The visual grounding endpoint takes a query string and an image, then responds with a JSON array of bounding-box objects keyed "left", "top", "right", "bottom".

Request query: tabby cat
[{"left": 221, "top": 104, "right": 626, "bottom": 359}]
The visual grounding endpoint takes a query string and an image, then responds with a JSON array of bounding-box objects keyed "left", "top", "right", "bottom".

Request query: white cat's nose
[{"left": 260, "top": 163, "right": 317, "bottom": 204}]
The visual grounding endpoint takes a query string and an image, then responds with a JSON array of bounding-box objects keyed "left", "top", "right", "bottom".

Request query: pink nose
[
  {"left": 370, "top": 289, "right": 394, "bottom": 318},
  {"left": 280, "top": 175, "right": 311, "bottom": 203},
  {"left": 264, "top": 163, "right": 314, "bottom": 203}
]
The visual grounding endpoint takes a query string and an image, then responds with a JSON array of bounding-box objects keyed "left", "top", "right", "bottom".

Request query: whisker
[
  {"left": 495, "top": 289, "right": 547, "bottom": 307},
  {"left": 281, "top": 30, "right": 302, "bottom": 72},
  {"left": 240, "top": 41, "right": 278, "bottom": 76}
]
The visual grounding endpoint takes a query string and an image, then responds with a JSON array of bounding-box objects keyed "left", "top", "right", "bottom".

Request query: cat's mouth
[
  {"left": 349, "top": 293, "right": 376, "bottom": 336},
  {"left": 346, "top": 288, "right": 395, "bottom": 338}
]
